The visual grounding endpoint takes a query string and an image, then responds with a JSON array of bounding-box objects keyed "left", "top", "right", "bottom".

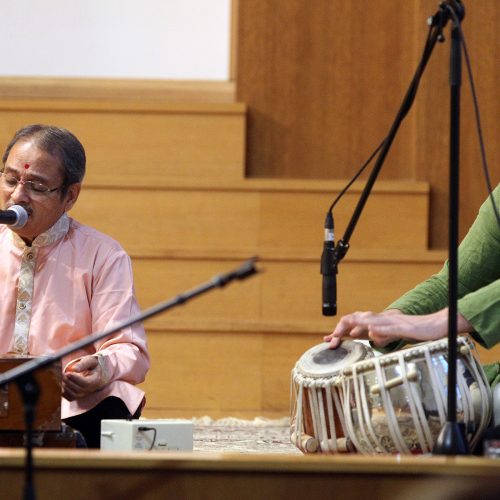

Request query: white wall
[{"left": 0, "top": 0, "right": 231, "bottom": 80}]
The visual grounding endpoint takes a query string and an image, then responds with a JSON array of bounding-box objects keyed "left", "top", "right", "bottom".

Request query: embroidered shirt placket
[
  {"left": 12, "top": 247, "right": 37, "bottom": 354},
  {"left": 11, "top": 214, "right": 70, "bottom": 355}
]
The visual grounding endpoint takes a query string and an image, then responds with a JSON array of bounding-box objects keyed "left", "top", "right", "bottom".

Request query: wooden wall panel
[
  {"left": 237, "top": 0, "right": 417, "bottom": 180},
  {"left": 236, "top": 0, "right": 500, "bottom": 247}
]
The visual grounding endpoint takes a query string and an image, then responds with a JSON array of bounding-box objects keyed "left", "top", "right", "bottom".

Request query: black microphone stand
[
  {"left": 432, "top": 1, "right": 469, "bottom": 455},
  {"left": 0, "top": 258, "right": 259, "bottom": 500},
  {"left": 325, "top": 1, "right": 469, "bottom": 455}
]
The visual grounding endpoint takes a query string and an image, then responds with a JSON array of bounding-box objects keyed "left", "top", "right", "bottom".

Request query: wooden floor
[{"left": 1, "top": 448, "right": 499, "bottom": 500}]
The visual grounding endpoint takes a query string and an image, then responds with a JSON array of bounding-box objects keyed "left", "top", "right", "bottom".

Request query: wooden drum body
[{"left": 291, "top": 340, "right": 373, "bottom": 453}]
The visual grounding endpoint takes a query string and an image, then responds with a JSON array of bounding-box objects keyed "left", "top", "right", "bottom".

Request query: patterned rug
[{"left": 192, "top": 416, "right": 301, "bottom": 454}]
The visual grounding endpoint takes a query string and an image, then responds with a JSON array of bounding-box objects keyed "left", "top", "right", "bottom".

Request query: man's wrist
[{"left": 93, "top": 353, "right": 111, "bottom": 384}]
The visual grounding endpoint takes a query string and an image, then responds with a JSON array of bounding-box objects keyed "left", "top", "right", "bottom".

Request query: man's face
[{"left": 0, "top": 140, "right": 80, "bottom": 244}]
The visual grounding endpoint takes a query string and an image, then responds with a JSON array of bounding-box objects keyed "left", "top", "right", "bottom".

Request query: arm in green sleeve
[
  {"left": 459, "top": 278, "right": 500, "bottom": 349},
  {"left": 379, "top": 184, "right": 500, "bottom": 352}
]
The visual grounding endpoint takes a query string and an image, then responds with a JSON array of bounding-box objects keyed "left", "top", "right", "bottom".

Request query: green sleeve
[
  {"left": 384, "top": 184, "right": 500, "bottom": 349},
  {"left": 458, "top": 278, "right": 500, "bottom": 348}
]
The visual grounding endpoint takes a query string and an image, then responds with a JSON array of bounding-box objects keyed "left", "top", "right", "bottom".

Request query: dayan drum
[
  {"left": 339, "top": 336, "right": 492, "bottom": 454},
  {"left": 291, "top": 340, "right": 373, "bottom": 453}
]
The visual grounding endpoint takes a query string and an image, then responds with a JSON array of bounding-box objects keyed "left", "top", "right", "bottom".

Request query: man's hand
[
  {"left": 62, "top": 355, "right": 108, "bottom": 401},
  {"left": 323, "top": 308, "right": 470, "bottom": 349}
]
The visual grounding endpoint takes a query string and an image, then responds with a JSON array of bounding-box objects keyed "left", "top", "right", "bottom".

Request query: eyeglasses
[{"left": 0, "top": 172, "right": 61, "bottom": 195}]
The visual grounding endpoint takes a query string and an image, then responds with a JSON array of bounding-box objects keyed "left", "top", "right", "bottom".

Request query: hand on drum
[{"left": 323, "top": 307, "right": 473, "bottom": 349}]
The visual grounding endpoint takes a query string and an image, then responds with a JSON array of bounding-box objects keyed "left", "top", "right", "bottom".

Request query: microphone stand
[
  {"left": 432, "top": 1, "right": 469, "bottom": 455},
  {"left": 0, "top": 258, "right": 259, "bottom": 500},
  {"left": 325, "top": 1, "right": 469, "bottom": 455}
]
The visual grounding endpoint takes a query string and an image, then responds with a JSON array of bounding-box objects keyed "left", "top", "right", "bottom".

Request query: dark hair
[{"left": 2, "top": 124, "right": 86, "bottom": 197}]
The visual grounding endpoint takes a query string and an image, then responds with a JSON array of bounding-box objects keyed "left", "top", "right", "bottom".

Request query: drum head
[{"left": 296, "top": 340, "right": 371, "bottom": 378}]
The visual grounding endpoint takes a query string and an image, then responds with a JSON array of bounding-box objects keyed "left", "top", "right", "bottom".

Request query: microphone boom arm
[
  {"left": 0, "top": 257, "right": 259, "bottom": 387},
  {"left": 329, "top": 5, "right": 455, "bottom": 275}
]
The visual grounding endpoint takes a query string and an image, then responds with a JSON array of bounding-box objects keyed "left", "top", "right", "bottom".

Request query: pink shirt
[{"left": 0, "top": 215, "right": 150, "bottom": 419}]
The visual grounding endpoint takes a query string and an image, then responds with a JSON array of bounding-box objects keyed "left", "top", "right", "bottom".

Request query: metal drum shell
[{"left": 339, "top": 336, "right": 492, "bottom": 454}]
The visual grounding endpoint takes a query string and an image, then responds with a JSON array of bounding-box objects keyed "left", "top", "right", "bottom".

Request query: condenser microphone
[
  {"left": 0, "top": 205, "right": 29, "bottom": 228},
  {"left": 321, "top": 211, "right": 337, "bottom": 316}
]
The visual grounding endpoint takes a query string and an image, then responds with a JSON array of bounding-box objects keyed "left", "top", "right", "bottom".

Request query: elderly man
[{"left": 0, "top": 124, "right": 150, "bottom": 447}]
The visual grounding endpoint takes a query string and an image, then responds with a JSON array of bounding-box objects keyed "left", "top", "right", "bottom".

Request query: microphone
[
  {"left": 0, "top": 205, "right": 29, "bottom": 228},
  {"left": 321, "top": 211, "right": 337, "bottom": 316}
]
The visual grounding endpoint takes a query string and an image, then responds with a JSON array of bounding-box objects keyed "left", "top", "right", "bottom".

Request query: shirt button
[
  {"left": 27, "top": 253, "right": 34, "bottom": 260},
  {"left": 18, "top": 303, "right": 26, "bottom": 310}
]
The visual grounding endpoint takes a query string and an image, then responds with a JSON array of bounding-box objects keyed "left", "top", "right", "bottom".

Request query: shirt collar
[{"left": 11, "top": 213, "right": 70, "bottom": 249}]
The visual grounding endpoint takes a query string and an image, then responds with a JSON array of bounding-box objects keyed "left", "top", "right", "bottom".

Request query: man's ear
[{"left": 64, "top": 183, "right": 81, "bottom": 212}]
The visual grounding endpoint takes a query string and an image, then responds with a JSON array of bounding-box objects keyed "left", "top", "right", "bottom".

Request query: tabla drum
[
  {"left": 291, "top": 340, "right": 373, "bottom": 453},
  {"left": 339, "top": 336, "right": 492, "bottom": 454}
]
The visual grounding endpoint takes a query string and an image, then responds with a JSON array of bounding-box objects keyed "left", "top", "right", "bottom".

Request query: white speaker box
[{"left": 100, "top": 419, "right": 193, "bottom": 452}]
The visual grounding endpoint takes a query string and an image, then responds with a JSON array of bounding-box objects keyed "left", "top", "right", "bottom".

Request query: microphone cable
[
  {"left": 443, "top": 3, "right": 500, "bottom": 226},
  {"left": 326, "top": 20, "right": 437, "bottom": 218}
]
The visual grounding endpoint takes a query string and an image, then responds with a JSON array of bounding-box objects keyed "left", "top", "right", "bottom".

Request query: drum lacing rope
[
  {"left": 357, "top": 369, "right": 384, "bottom": 453},
  {"left": 470, "top": 355, "right": 493, "bottom": 444},
  {"left": 396, "top": 350, "right": 432, "bottom": 453},
  {"left": 460, "top": 344, "right": 492, "bottom": 449},
  {"left": 332, "top": 380, "right": 348, "bottom": 441},
  {"left": 424, "top": 348, "right": 447, "bottom": 425},
  {"left": 456, "top": 358, "right": 473, "bottom": 424},
  {"left": 292, "top": 372, "right": 328, "bottom": 450},
  {"left": 324, "top": 379, "right": 338, "bottom": 452},
  {"left": 373, "top": 358, "right": 410, "bottom": 454},
  {"left": 309, "top": 380, "right": 322, "bottom": 443},
  {"left": 352, "top": 364, "right": 377, "bottom": 453},
  {"left": 291, "top": 369, "right": 304, "bottom": 449},
  {"left": 292, "top": 371, "right": 347, "bottom": 453},
  {"left": 315, "top": 381, "right": 331, "bottom": 452},
  {"left": 342, "top": 374, "right": 363, "bottom": 452}
]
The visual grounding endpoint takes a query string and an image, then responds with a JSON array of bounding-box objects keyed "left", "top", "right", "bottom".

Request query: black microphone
[
  {"left": 0, "top": 205, "right": 29, "bottom": 228},
  {"left": 321, "top": 211, "right": 337, "bottom": 316}
]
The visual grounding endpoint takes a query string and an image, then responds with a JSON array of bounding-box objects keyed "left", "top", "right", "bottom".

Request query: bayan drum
[
  {"left": 291, "top": 340, "right": 373, "bottom": 453},
  {"left": 339, "top": 336, "right": 492, "bottom": 454}
]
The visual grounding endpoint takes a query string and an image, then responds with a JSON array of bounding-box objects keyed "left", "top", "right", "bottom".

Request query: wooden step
[
  {"left": 72, "top": 179, "right": 431, "bottom": 253},
  {"left": 0, "top": 98, "right": 246, "bottom": 182}
]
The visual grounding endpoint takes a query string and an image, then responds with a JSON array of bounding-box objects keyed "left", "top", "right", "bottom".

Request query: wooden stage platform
[{"left": 1, "top": 448, "right": 499, "bottom": 500}]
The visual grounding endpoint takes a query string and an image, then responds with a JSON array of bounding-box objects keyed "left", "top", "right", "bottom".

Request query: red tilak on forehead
[{"left": 24, "top": 163, "right": 30, "bottom": 169}]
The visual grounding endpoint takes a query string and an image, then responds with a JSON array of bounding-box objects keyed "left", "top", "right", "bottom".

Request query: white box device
[{"left": 100, "top": 419, "right": 193, "bottom": 452}]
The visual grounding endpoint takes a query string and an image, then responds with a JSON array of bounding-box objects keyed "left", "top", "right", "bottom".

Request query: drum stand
[
  {"left": 323, "top": 1, "right": 471, "bottom": 455},
  {"left": 0, "top": 258, "right": 258, "bottom": 500}
]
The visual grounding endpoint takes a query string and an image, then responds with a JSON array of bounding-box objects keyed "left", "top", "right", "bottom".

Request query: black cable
[
  {"left": 328, "top": 138, "right": 385, "bottom": 213},
  {"left": 138, "top": 426, "right": 157, "bottom": 451},
  {"left": 328, "top": 23, "right": 437, "bottom": 215},
  {"left": 445, "top": 6, "right": 500, "bottom": 226},
  {"left": 329, "top": 7, "right": 499, "bottom": 228}
]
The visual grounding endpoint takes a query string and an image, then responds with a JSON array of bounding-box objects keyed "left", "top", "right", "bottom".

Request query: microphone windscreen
[{"left": 9, "top": 205, "right": 29, "bottom": 228}]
